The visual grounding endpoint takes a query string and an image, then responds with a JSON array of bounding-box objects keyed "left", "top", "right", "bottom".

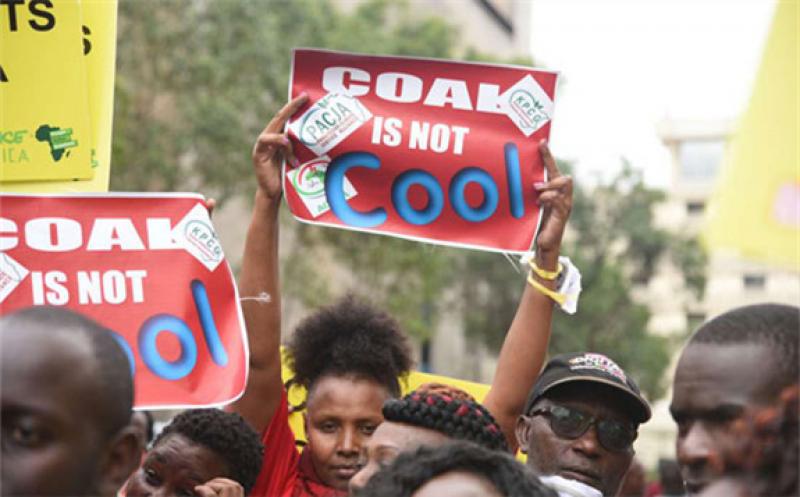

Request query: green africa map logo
[{"left": 35, "top": 125, "right": 78, "bottom": 161}]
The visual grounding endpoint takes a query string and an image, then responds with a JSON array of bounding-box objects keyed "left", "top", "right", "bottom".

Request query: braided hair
[
  {"left": 382, "top": 383, "right": 508, "bottom": 452},
  {"left": 154, "top": 409, "right": 264, "bottom": 494}
]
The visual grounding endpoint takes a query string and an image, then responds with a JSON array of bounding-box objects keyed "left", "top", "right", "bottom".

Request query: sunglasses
[{"left": 530, "top": 404, "right": 637, "bottom": 452}]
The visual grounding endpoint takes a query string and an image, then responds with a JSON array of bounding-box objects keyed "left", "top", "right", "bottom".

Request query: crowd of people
[{"left": 1, "top": 97, "right": 797, "bottom": 497}]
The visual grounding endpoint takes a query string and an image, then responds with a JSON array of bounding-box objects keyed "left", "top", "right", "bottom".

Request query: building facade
[{"left": 633, "top": 118, "right": 800, "bottom": 467}]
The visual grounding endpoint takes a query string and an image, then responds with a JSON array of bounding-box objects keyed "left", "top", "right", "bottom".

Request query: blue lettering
[
  {"left": 138, "top": 314, "right": 198, "bottom": 381},
  {"left": 392, "top": 170, "right": 444, "bottom": 226},
  {"left": 504, "top": 143, "right": 525, "bottom": 219},
  {"left": 326, "top": 152, "right": 387, "bottom": 228},
  {"left": 191, "top": 279, "right": 228, "bottom": 367},
  {"left": 449, "top": 167, "right": 499, "bottom": 222}
]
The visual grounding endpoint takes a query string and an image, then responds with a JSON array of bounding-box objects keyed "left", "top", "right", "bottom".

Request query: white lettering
[
  {"left": 87, "top": 219, "right": 146, "bottom": 251},
  {"left": 382, "top": 118, "right": 403, "bottom": 147},
  {"left": 430, "top": 124, "right": 450, "bottom": 153},
  {"left": 77, "top": 270, "right": 102, "bottom": 304},
  {"left": 476, "top": 83, "right": 506, "bottom": 114},
  {"left": 322, "top": 66, "right": 370, "bottom": 96},
  {"left": 376, "top": 72, "right": 422, "bottom": 103},
  {"left": 25, "top": 218, "right": 82, "bottom": 252},
  {"left": 451, "top": 126, "right": 470, "bottom": 155},
  {"left": 409, "top": 121, "right": 430, "bottom": 151},
  {"left": 320, "top": 67, "right": 511, "bottom": 115},
  {"left": 102, "top": 270, "right": 126, "bottom": 304},
  {"left": 0, "top": 218, "right": 18, "bottom": 250},
  {"left": 146, "top": 219, "right": 180, "bottom": 250},
  {"left": 424, "top": 79, "right": 473, "bottom": 110},
  {"left": 126, "top": 270, "right": 147, "bottom": 303}
]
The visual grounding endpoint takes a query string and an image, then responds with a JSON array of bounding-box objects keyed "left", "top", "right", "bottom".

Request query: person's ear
[
  {"left": 515, "top": 415, "right": 532, "bottom": 454},
  {"left": 98, "top": 426, "right": 142, "bottom": 496}
]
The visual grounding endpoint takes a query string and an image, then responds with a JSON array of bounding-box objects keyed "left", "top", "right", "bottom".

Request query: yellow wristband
[
  {"left": 529, "top": 259, "right": 562, "bottom": 281},
  {"left": 527, "top": 273, "right": 567, "bottom": 306}
]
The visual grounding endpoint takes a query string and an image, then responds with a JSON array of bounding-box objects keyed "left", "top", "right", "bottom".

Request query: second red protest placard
[
  {"left": 0, "top": 193, "right": 247, "bottom": 409},
  {"left": 285, "top": 49, "right": 558, "bottom": 253}
]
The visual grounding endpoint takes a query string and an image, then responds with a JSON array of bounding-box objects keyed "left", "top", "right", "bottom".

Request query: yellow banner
[
  {"left": 705, "top": 0, "right": 799, "bottom": 269},
  {"left": 1, "top": 0, "right": 93, "bottom": 182},
  {"left": 1, "top": 0, "right": 117, "bottom": 192}
]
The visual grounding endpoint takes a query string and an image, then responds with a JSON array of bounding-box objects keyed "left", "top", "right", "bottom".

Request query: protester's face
[
  {"left": 304, "top": 375, "right": 390, "bottom": 491},
  {"left": 516, "top": 383, "right": 636, "bottom": 496},
  {"left": 1, "top": 330, "right": 106, "bottom": 496},
  {"left": 125, "top": 433, "right": 230, "bottom": 497},
  {"left": 349, "top": 420, "right": 450, "bottom": 494},
  {"left": 670, "top": 343, "right": 777, "bottom": 495},
  {"left": 412, "top": 471, "right": 503, "bottom": 497}
]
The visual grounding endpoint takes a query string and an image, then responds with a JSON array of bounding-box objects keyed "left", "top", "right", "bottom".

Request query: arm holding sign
[
  {"left": 482, "top": 140, "right": 573, "bottom": 453},
  {"left": 229, "top": 95, "right": 308, "bottom": 433}
]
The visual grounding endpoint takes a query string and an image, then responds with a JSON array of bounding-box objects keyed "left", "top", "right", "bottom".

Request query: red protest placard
[
  {"left": 0, "top": 193, "right": 248, "bottom": 409},
  {"left": 285, "top": 49, "right": 558, "bottom": 253}
]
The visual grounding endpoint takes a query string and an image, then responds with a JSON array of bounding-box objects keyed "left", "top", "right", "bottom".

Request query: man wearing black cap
[{"left": 516, "top": 352, "right": 651, "bottom": 497}]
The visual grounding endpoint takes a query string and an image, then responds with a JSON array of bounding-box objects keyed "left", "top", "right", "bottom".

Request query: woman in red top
[{"left": 232, "top": 94, "right": 569, "bottom": 496}]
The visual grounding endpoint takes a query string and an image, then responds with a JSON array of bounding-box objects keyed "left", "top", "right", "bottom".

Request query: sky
[{"left": 529, "top": 0, "right": 777, "bottom": 188}]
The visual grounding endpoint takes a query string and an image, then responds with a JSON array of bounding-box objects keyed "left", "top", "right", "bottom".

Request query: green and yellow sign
[{"left": 1, "top": 0, "right": 117, "bottom": 191}]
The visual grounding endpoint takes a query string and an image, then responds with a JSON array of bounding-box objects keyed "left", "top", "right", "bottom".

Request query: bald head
[{"left": 1, "top": 306, "right": 137, "bottom": 496}]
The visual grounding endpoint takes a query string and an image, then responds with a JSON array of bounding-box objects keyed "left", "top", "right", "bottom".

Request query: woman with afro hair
[{"left": 232, "top": 93, "right": 573, "bottom": 497}]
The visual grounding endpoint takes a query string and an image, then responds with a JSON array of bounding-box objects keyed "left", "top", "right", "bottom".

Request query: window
[
  {"left": 743, "top": 273, "right": 766, "bottom": 290},
  {"left": 686, "top": 201, "right": 706, "bottom": 215},
  {"left": 678, "top": 140, "right": 725, "bottom": 182}
]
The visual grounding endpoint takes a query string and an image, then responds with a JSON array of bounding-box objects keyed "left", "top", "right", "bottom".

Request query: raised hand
[
  {"left": 251, "top": 94, "right": 309, "bottom": 201},
  {"left": 533, "top": 139, "right": 573, "bottom": 256}
]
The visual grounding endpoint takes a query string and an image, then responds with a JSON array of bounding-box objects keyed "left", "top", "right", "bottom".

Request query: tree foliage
[
  {"left": 113, "top": 0, "right": 455, "bottom": 197},
  {"left": 457, "top": 162, "right": 706, "bottom": 400},
  {"left": 112, "top": 1, "right": 705, "bottom": 400},
  {"left": 113, "top": 0, "right": 460, "bottom": 337}
]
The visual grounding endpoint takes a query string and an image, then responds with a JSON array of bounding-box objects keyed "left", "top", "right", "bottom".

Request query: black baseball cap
[{"left": 524, "top": 352, "right": 651, "bottom": 423}]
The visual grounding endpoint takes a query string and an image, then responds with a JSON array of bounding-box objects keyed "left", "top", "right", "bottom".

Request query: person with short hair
[
  {"left": 669, "top": 303, "right": 799, "bottom": 495},
  {"left": 355, "top": 441, "right": 557, "bottom": 497},
  {"left": 1, "top": 306, "right": 141, "bottom": 497},
  {"left": 125, "top": 408, "right": 264, "bottom": 497},
  {"left": 516, "top": 352, "right": 651, "bottom": 497}
]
